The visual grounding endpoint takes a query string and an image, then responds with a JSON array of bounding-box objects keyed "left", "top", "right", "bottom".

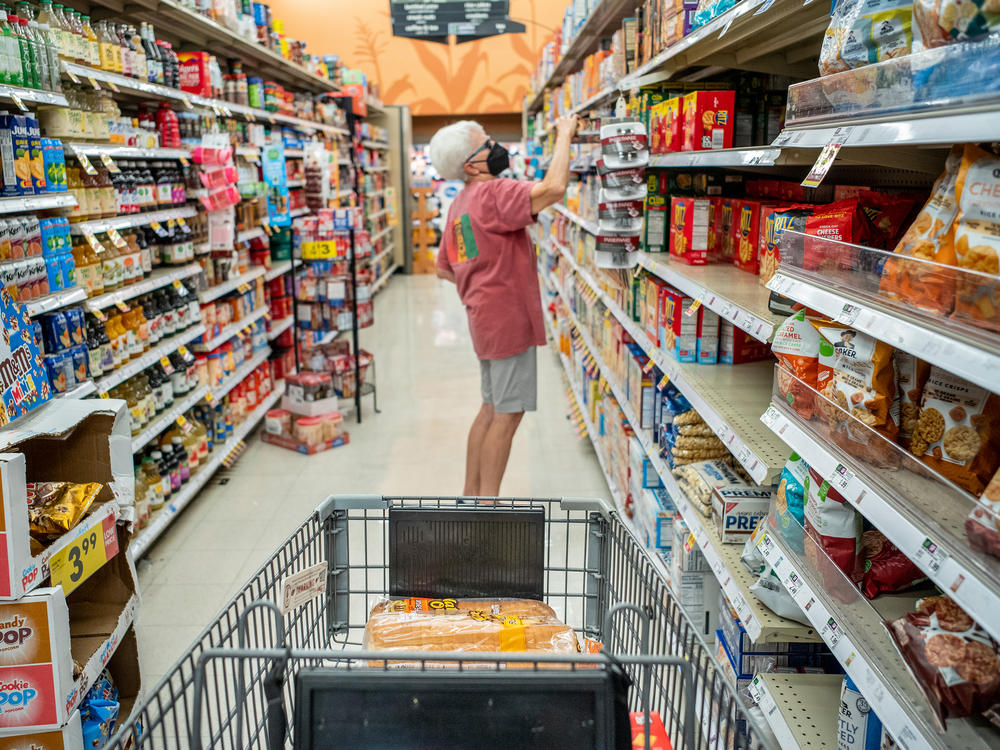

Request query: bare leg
[
  {"left": 478, "top": 411, "right": 525, "bottom": 497},
  {"left": 464, "top": 403, "right": 494, "bottom": 496}
]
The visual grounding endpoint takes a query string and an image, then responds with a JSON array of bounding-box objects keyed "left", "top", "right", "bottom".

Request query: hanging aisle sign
[{"left": 390, "top": 0, "right": 526, "bottom": 43}]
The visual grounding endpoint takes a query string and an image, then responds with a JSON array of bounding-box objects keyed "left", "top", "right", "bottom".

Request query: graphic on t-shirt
[{"left": 452, "top": 213, "right": 479, "bottom": 263}]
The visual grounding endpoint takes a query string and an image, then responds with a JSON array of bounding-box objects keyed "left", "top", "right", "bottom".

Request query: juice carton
[
  {"left": 25, "top": 113, "right": 45, "bottom": 194},
  {"left": 669, "top": 196, "right": 711, "bottom": 265},
  {"left": 682, "top": 90, "right": 735, "bottom": 151},
  {"left": 0, "top": 113, "right": 27, "bottom": 197},
  {"left": 10, "top": 114, "right": 34, "bottom": 196}
]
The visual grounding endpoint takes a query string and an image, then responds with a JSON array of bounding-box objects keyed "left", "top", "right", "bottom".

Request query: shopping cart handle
[
  {"left": 558, "top": 496, "right": 613, "bottom": 517},
  {"left": 317, "top": 494, "right": 390, "bottom": 520}
]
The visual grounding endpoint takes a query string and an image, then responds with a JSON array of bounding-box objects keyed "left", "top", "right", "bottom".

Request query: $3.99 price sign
[{"left": 48, "top": 513, "right": 119, "bottom": 595}]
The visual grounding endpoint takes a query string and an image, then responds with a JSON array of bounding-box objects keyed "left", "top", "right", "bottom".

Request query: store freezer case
[{"left": 105, "top": 496, "right": 775, "bottom": 749}]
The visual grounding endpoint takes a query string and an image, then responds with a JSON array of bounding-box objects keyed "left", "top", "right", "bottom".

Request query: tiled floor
[{"left": 135, "top": 272, "right": 610, "bottom": 685}]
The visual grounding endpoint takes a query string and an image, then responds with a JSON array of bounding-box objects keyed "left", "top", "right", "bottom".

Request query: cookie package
[
  {"left": 888, "top": 595, "right": 1000, "bottom": 727},
  {"left": 966, "top": 467, "right": 1000, "bottom": 559},
  {"left": 911, "top": 365, "right": 1000, "bottom": 496}
]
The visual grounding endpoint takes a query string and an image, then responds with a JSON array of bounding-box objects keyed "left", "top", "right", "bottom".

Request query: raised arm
[{"left": 530, "top": 115, "right": 580, "bottom": 215}]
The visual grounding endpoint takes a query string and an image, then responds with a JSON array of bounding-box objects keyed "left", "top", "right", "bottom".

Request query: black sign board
[{"left": 390, "top": 0, "right": 526, "bottom": 44}]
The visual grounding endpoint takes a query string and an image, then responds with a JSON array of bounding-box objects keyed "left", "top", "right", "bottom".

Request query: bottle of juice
[
  {"left": 80, "top": 14, "right": 98, "bottom": 66},
  {"left": 49, "top": 3, "right": 70, "bottom": 60},
  {"left": 35, "top": 21, "right": 59, "bottom": 91},
  {"left": 141, "top": 455, "right": 166, "bottom": 509},
  {"left": 141, "top": 23, "right": 161, "bottom": 84},
  {"left": 84, "top": 315, "right": 103, "bottom": 377},
  {"left": 98, "top": 236, "right": 118, "bottom": 291},
  {"left": 134, "top": 467, "right": 149, "bottom": 528},
  {"left": 71, "top": 234, "right": 97, "bottom": 294},
  {"left": 104, "top": 313, "right": 122, "bottom": 367},
  {"left": 190, "top": 416, "right": 208, "bottom": 463},
  {"left": 133, "top": 302, "right": 149, "bottom": 350},
  {"left": 8, "top": 11, "right": 37, "bottom": 89},
  {"left": 67, "top": 10, "right": 84, "bottom": 64},
  {"left": 128, "top": 25, "right": 144, "bottom": 81},
  {"left": 95, "top": 164, "right": 116, "bottom": 218},
  {"left": 123, "top": 232, "right": 142, "bottom": 284},
  {"left": 79, "top": 162, "right": 99, "bottom": 220},
  {"left": 0, "top": 7, "right": 19, "bottom": 87},
  {"left": 36, "top": 2, "right": 59, "bottom": 57}
]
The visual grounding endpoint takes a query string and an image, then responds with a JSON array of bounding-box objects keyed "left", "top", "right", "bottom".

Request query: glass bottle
[
  {"left": 80, "top": 14, "right": 98, "bottom": 67},
  {"left": 84, "top": 316, "right": 104, "bottom": 378},
  {"left": 141, "top": 22, "right": 161, "bottom": 84},
  {"left": 142, "top": 455, "right": 166, "bottom": 507},
  {"left": 128, "top": 25, "right": 144, "bottom": 81},
  {"left": 49, "top": 3, "right": 71, "bottom": 60},
  {"left": 35, "top": 1, "right": 61, "bottom": 59},
  {"left": 124, "top": 232, "right": 143, "bottom": 283}
]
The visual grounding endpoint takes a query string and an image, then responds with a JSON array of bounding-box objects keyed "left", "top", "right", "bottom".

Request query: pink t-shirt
[{"left": 437, "top": 178, "right": 546, "bottom": 360}]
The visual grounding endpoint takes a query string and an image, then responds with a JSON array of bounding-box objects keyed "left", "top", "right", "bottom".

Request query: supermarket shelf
[
  {"left": 762, "top": 400, "right": 1000, "bottom": 643},
  {"left": 369, "top": 245, "right": 394, "bottom": 267},
  {"left": 234, "top": 145, "right": 262, "bottom": 160},
  {"left": 131, "top": 385, "right": 210, "bottom": 453},
  {"left": 649, "top": 147, "right": 782, "bottom": 168},
  {"left": 284, "top": 148, "right": 304, "bottom": 158},
  {"left": 57, "top": 379, "right": 97, "bottom": 399},
  {"left": 551, "top": 203, "right": 778, "bottom": 343},
  {"left": 85, "top": 264, "right": 202, "bottom": 312},
  {"left": 64, "top": 142, "right": 190, "bottom": 160},
  {"left": 264, "top": 259, "right": 302, "bottom": 282},
  {"left": 551, "top": 236, "right": 785, "bottom": 483},
  {"left": 289, "top": 207, "right": 310, "bottom": 218},
  {"left": 620, "top": 0, "right": 826, "bottom": 89},
  {"left": 527, "top": 0, "right": 642, "bottom": 112},
  {"left": 0, "top": 83, "right": 68, "bottom": 108},
  {"left": 236, "top": 227, "right": 266, "bottom": 244},
  {"left": 372, "top": 264, "right": 398, "bottom": 295},
  {"left": 30, "top": 500, "right": 121, "bottom": 597},
  {"left": 536, "top": 86, "right": 620, "bottom": 136},
  {"left": 371, "top": 225, "right": 392, "bottom": 243},
  {"left": 267, "top": 315, "right": 293, "bottom": 341},
  {"left": 769, "top": 268, "right": 1000, "bottom": 395},
  {"left": 131, "top": 382, "right": 285, "bottom": 559},
  {"left": 748, "top": 673, "right": 840, "bottom": 749},
  {"left": 197, "top": 266, "right": 267, "bottom": 303},
  {"left": 366, "top": 189, "right": 386, "bottom": 200},
  {"left": 755, "top": 523, "right": 995, "bottom": 750},
  {"left": 549, "top": 272, "right": 817, "bottom": 643},
  {"left": 362, "top": 140, "right": 389, "bottom": 150},
  {"left": 364, "top": 165, "right": 390, "bottom": 173},
  {"left": 286, "top": 179, "right": 305, "bottom": 188},
  {"left": 94, "top": 324, "right": 206, "bottom": 394},
  {"left": 214, "top": 347, "right": 272, "bottom": 401},
  {"left": 0, "top": 193, "right": 76, "bottom": 214},
  {"left": 368, "top": 209, "right": 390, "bottom": 221},
  {"left": 70, "top": 206, "right": 197, "bottom": 235},
  {"left": 193, "top": 305, "right": 269, "bottom": 351},
  {"left": 22, "top": 286, "right": 87, "bottom": 317}
]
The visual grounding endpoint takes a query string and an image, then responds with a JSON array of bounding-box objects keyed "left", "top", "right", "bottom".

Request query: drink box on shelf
[
  {"left": 0, "top": 540, "right": 137, "bottom": 733},
  {"left": 0, "top": 399, "right": 130, "bottom": 599}
]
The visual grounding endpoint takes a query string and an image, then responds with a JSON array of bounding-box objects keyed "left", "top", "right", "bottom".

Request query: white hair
[{"left": 428, "top": 120, "right": 486, "bottom": 181}]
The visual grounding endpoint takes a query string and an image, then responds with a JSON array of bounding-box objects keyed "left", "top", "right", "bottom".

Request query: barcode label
[{"left": 712, "top": 128, "right": 724, "bottom": 149}]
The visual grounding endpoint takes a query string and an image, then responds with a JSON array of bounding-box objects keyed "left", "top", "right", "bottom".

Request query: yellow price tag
[
  {"left": 657, "top": 374, "right": 671, "bottom": 391},
  {"left": 107, "top": 80, "right": 119, "bottom": 93},
  {"left": 166, "top": 218, "right": 176, "bottom": 229},
  {"left": 684, "top": 532, "right": 697, "bottom": 553},
  {"left": 114, "top": 300, "right": 129, "bottom": 312},
  {"left": 66, "top": 68, "right": 80, "bottom": 84},
  {"left": 48, "top": 513, "right": 118, "bottom": 595},
  {"left": 178, "top": 346, "right": 189, "bottom": 357},
  {"left": 204, "top": 391, "right": 215, "bottom": 404},
  {"left": 84, "top": 232, "right": 101, "bottom": 251},
  {"left": 107, "top": 228, "right": 126, "bottom": 248},
  {"left": 176, "top": 414, "right": 193, "bottom": 433},
  {"left": 9, "top": 91, "right": 26, "bottom": 111},
  {"left": 179, "top": 156, "right": 189, "bottom": 166},
  {"left": 642, "top": 359, "right": 655, "bottom": 374},
  {"left": 684, "top": 298, "right": 703, "bottom": 318},
  {"left": 77, "top": 152, "right": 97, "bottom": 175},
  {"left": 87, "top": 76, "right": 101, "bottom": 90},
  {"left": 98, "top": 389, "right": 109, "bottom": 397},
  {"left": 159, "top": 356, "right": 174, "bottom": 374},
  {"left": 93, "top": 309, "right": 107, "bottom": 322},
  {"left": 100, "top": 153, "right": 120, "bottom": 174},
  {"left": 603, "top": 309, "right": 611, "bottom": 319},
  {"left": 247, "top": 111, "right": 256, "bottom": 122},
  {"left": 176, "top": 216, "right": 187, "bottom": 228},
  {"left": 181, "top": 94, "right": 192, "bottom": 109},
  {"left": 172, "top": 279, "right": 183, "bottom": 290}
]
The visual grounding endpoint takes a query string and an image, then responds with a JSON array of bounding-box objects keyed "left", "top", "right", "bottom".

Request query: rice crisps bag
[
  {"left": 950, "top": 143, "right": 1000, "bottom": 333},
  {"left": 879, "top": 145, "right": 963, "bottom": 315},
  {"left": 771, "top": 309, "right": 823, "bottom": 420},
  {"left": 893, "top": 350, "right": 931, "bottom": 450}
]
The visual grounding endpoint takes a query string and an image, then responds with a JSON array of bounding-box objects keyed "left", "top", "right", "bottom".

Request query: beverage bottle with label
[
  {"left": 84, "top": 315, "right": 104, "bottom": 377},
  {"left": 139, "top": 160, "right": 156, "bottom": 210},
  {"left": 128, "top": 25, "right": 145, "bottom": 80},
  {"left": 97, "top": 235, "right": 118, "bottom": 291},
  {"left": 49, "top": 3, "right": 70, "bottom": 60},
  {"left": 94, "top": 164, "right": 115, "bottom": 217},
  {"left": 35, "top": 21, "right": 60, "bottom": 91},
  {"left": 80, "top": 14, "right": 98, "bottom": 66},
  {"left": 143, "top": 454, "right": 167, "bottom": 506},
  {"left": 0, "top": 7, "right": 20, "bottom": 86},
  {"left": 65, "top": 9, "right": 83, "bottom": 64},
  {"left": 15, "top": 6, "right": 47, "bottom": 91},
  {"left": 112, "top": 22, "right": 128, "bottom": 78},
  {"left": 78, "top": 161, "right": 99, "bottom": 220},
  {"left": 35, "top": 2, "right": 61, "bottom": 59},
  {"left": 134, "top": 468, "right": 150, "bottom": 528},
  {"left": 7, "top": 11, "right": 36, "bottom": 89},
  {"left": 154, "top": 160, "right": 171, "bottom": 207},
  {"left": 140, "top": 23, "right": 161, "bottom": 84},
  {"left": 70, "top": 234, "right": 95, "bottom": 294},
  {"left": 124, "top": 232, "right": 143, "bottom": 283},
  {"left": 155, "top": 101, "right": 179, "bottom": 148},
  {"left": 104, "top": 312, "right": 124, "bottom": 367},
  {"left": 160, "top": 40, "right": 178, "bottom": 88},
  {"left": 123, "top": 382, "right": 143, "bottom": 435},
  {"left": 121, "top": 309, "right": 139, "bottom": 357}
]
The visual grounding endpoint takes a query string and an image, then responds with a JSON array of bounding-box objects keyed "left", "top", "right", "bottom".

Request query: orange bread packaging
[
  {"left": 879, "top": 146, "right": 962, "bottom": 315},
  {"left": 364, "top": 597, "right": 581, "bottom": 663}
]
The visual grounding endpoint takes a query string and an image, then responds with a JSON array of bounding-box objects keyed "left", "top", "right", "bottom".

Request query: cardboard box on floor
[
  {"left": 0, "top": 399, "right": 132, "bottom": 599},
  {"left": 0, "top": 528, "right": 138, "bottom": 732}
]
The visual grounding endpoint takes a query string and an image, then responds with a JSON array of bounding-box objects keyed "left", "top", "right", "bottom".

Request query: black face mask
[{"left": 484, "top": 141, "right": 509, "bottom": 176}]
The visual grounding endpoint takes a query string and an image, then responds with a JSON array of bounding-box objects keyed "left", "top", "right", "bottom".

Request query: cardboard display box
[
  {"left": 0, "top": 399, "right": 130, "bottom": 599},
  {"left": 262, "top": 432, "right": 350, "bottom": 455},
  {"left": 280, "top": 394, "right": 340, "bottom": 418},
  {"left": 0, "top": 532, "right": 137, "bottom": 731}
]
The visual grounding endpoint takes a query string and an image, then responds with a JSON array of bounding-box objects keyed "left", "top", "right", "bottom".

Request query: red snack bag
[
  {"left": 804, "top": 466, "right": 862, "bottom": 584},
  {"left": 859, "top": 529, "right": 926, "bottom": 599},
  {"left": 771, "top": 309, "right": 822, "bottom": 420}
]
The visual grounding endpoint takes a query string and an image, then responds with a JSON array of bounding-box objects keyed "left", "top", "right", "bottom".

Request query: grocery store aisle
[{"left": 135, "top": 272, "right": 609, "bottom": 684}]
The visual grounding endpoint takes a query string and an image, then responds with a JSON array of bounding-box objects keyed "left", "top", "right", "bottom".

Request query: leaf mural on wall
[
  {"left": 452, "top": 47, "right": 488, "bottom": 111},
  {"left": 353, "top": 17, "right": 388, "bottom": 87},
  {"left": 383, "top": 74, "right": 416, "bottom": 101}
]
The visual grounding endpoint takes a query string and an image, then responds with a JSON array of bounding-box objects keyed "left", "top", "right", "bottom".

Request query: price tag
[
  {"left": 261, "top": 221, "right": 273, "bottom": 236},
  {"left": 642, "top": 359, "right": 655, "bottom": 374},
  {"left": 106, "top": 80, "right": 119, "bottom": 93},
  {"left": 159, "top": 356, "right": 174, "bottom": 374},
  {"left": 247, "top": 111, "right": 256, "bottom": 122},
  {"left": 48, "top": 513, "right": 118, "bottom": 595},
  {"left": 801, "top": 127, "right": 852, "bottom": 189},
  {"left": 65, "top": 67, "right": 80, "bottom": 84},
  {"left": 657, "top": 373, "right": 670, "bottom": 391},
  {"left": 757, "top": 532, "right": 774, "bottom": 558},
  {"left": 786, "top": 570, "right": 803, "bottom": 596},
  {"left": 717, "top": 10, "right": 737, "bottom": 37},
  {"left": 87, "top": 76, "right": 101, "bottom": 90},
  {"left": 828, "top": 463, "right": 855, "bottom": 496},
  {"left": 149, "top": 221, "right": 167, "bottom": 238},
  {"left": 205, "top": 391, "right": 215, "bottom": 404},
  {"left": 9, "top": 91, "right": 26, "bottom": 111},
  {"left": 821, "top": 617, "right": 842, "bottom": 648},
  {"left": 761, "top": 405, "right": 780, "bottom": 429},
  {"left": 684, "top": 532, "right": 697, "bottom": 553},
  {"left": 98, "top": 390, "right": 109, "bottom": 397},
  {"left": 92, "top": 308, "right": 107, "bottom": 322},
  {"left": 179, "top": 156, "right": 189, "bottom": 166},
  {"left": 237, "top": 282, "right": 250, "bottom": 293},
  {"left": 176, "top": 216, "right": 191, "bottom": 234},
  {"left": 915, "top": 537, "right": 949, "bottom": 575},
  {"left": 99, "top": 153, "right": 120, "bottom": 173},
  {"left": 172, "top": 279, "right": 189, "bottom": 296},
  {"left": 176, "top": 414, "right": 193, "bottom": 433},
  {"left": 107, "top": 228, "right": 127, "bottom": 248},
  {"left": 181, "top": 94, "right": 193, "bottom": 109},
  {"left": 684, "top": 298, "right": 703, "bottom": 317},
  {"left": 747, "top": 675, "right": 764, "bottom": 704},
  {"left": 166, "top": 218, "right": 176, "bottom": 230},
  {"left": 84, "top": 232, "right": 102, "bottom": 251},
  {"left": 77, "top": 152, "right": 97, "bottom": 175},
  {"left": 114, "top": 300, "right": 129, "bottom": 312},
  {"left": 178, "top": 346, "right": 190, "bottom": 357}
]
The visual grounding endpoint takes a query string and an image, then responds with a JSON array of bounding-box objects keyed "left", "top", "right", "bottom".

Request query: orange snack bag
[
  {"left": 879, "top": 146, "right": 962, "bottom": 315},
  {"left": 950, "top": 144, "right": 1000, "bottom": 333},
  {"left": 771, "top": 309, "right": 822, "bottom": 420}
]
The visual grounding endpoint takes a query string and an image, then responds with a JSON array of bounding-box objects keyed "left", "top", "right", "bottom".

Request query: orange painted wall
[{"left": 267, "top": 0, "right": 562, "bottom": 115}]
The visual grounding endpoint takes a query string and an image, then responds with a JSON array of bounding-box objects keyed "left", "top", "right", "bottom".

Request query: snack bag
[
  {"left": 914, "top": 0, "right": 1000, "bottom": 49},
  {"left": 775, "top": 452, "right": 808, "bottom": 553},
  {"left": 819, "top": 0, "right": 862, "bottom": 75},
  {"left": 804, "top": 466, "right": 863, "bottom": 583},
  {"left": 966, "top": 467, "right": 1000, "bottom": 558},
  {"left": 26, "top": 481, "right": 102, "bottom": 540},
  {"left": 887, "top": 595, "right": 1000, "bottom": 725},
  {"left": 893, "top": 350, "right": 930, "bottom": 449},
  {"left": 859, "top": 529, "right": 926, "bottom": 599},
  {"left": 811, "top": 320, "right": 897, "bottom": 444},
  {"left": 771, "top": 309, "right": 822, "bottom": 420},
  {"left": 879, "top": 146, "right": 963, "bottom": 314},
  {"left": 369, "top": 598, "right": 557, "bottom": 619},
  {"left": 950, "top": 144, "right": 1000, "bottom": 332},
  {"left": 911, "top": 365, "right": 1000, "bottom": 496},
  {"left": 759, "top": 205, "right": 814, "bottom": 286}
]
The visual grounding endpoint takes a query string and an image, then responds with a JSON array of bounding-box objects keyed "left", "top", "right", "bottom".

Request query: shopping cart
[{"left": 107, "top": 496, "right": 773, "bottom": 749}]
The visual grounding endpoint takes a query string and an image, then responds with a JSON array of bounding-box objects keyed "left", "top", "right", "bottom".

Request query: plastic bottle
[
  {"left": 114, "top": 22, "right": 129, "bottom": 78},
  {"left": 81, "top": 14, "right": 98, "bottom": 67},
  {"left": 129, "top": 25, "right": 145, "bottom": 81},
  {"left": 95, "top": 164, "right": 116, "bottom": 218},
  {"left": 143, "top": 453, "right": 167, "bottom": 506},
  {"left": 0, "top": 7, "right": 19, "bottom": 86},
  {"left": 124, "top": 232, "right": 143, "bottom": 283},
  {"left": 141, "top": 23, "right": 161, "bottom": 84},
  {"left": 49, "top": 3, "right": 70, "bottom": 60},
  {"left": 8, "top": 12, "right": 36, "bottom": 89},
  {"left": 155, "top": 101, "right": 179, "bottom": 148},
  {"left": 35, "top": 2, "right": 61, "bottom": 60},
  {"left": 35, "top": 22, "right": 60, "bottom": 91},
  {"left": 79, "top": 162, "right": 99, "bottom": 220},
  {"left": 95, "top": 19, "right": 116, "bottom": 72},
  {"left": 71, "top": 235, "right": 96, "bottom": 294}
]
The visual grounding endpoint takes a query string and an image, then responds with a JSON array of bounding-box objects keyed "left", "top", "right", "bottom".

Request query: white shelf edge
[
  {"left": 85, "top": 264, "right": 202, "bottom": 312},
  {"left": 56, "top": 379, "right": 97, "bottom": 399},
  {"left": 23, "top": 286, "right": 87, "bottom": 317},
  {"left": 94, "top": 324, "right": 206, "bottom": 394},
  {"left": 131, "top": 383, "right": 285, "bottom": 559},
  {"left": 362, "top": 140, "right": 389, "bottom": 150},
  {"left": 236, "top": 227, "right": 267, "bottom": 244},
  {"left": 371, "top": 226, "right": 392, "bottom": 243},
  {"left": 0, "top": 192, "right": 77, "bottom": 214},
  {"left": 369, "top": 246, "right": 394, "bottom": 266},
  {"left": 289, "top": 207, "right": 310, "bottom": 218},
  {"left": 748, "top": 672, "right": 841, "bottom": 750},
  {"left": 70, "top": 206, "right": 197, "bottom": 235},
  {"left": 193, "top": 306, "right": 269, "bottom": 352},
  {"left": 131, "top": 385, "right": 210, "bottom": 453},
  {"left": 197, "top": 266, "right": 267, "bottom": 303},
  {"left": 372, "top": 264, "right": 398, "bottom": 294},
  {"left": 213, "top": 347, "right": 272, "bottom": 401},
  {"left": 267, "top": 316, "right": 293, "bottom": 341},
  {"left": 368, "top": 208, "right": 390, "bottom": 221}
]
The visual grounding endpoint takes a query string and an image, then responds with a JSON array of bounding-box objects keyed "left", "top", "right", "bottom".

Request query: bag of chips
[
  {"left": 27, "top": 481, "right": 102, "bottom": 541},
  {"left": 950, "top": 144, "right": 1000, "bottom": 332},
  {"left": 804, "top": 466, "right": 863, "bottom": 584},
  {"left": 911, "top": 365, "right": 1000, "bottom": 496},
  {"left": 893, "top": 350, "right": 931, "bottom": 450},
  {"left": 859, "top": 529, "right": 926, "bottom": 599},
  {"left": 888, "top": 595, "right": 1000, "bottom": 726},
  {"left": 772, "top": 309, "right": 823, "bottom": 421},
  {"left": 775, "top": 453, "right": 808, "bottom": 553},
  {"left": 879, "top": 146, "right": 963, "bottom": 315}
]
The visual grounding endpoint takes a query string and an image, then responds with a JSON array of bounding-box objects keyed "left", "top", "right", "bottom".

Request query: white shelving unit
[
  {"left": 131, "top": 385, "right": 210, "bottom": 453},
  {"left": 0, "top": 193, "right": 76, "bottom": 214},
  {"left": 267, "top": 316, "right": 294, "bottom": 341},
  {"left": 85, "top": 264, "right": 202, "bottom": 313},
  {"left": 371, "top": 226, "right": 393, "bottom": 243},
  {"left": 193, "top": 306, "right": 269, "bottom": 352},
  {"left": 70, "top": 206, "right": 198, "bottom": 235},
  {"left": 95, "top": 324, "right": 206, "bottom": 394},
  {"left": 748, "top": 673, "right": 841, "bottom": 750},
  {"left": 372, "top": 264, "right": 398, "bottom": 295},
  {"left": 23, "top": 287, "right": 87, "bottom": 317},
  {"left": 197, "top": 266, "right": 267, "bottom": 304}
]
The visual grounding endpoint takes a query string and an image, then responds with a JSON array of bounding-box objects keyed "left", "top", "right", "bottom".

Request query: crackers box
[
  {"left": 644, "top": 172, "right": 669, "bottom": 254},
  {"left": 663, "top": 96, "right": 684, "bottom": 153},
  {"left": 669, "top": 196, "right": 711, "bottom": 265},
  {"left": 697, "top": 308, "right": 720, "bottom": 365},
  {"left": 635, "top": 488, "right": 674, "bottom": 552},
  {"left": 719, "top": 320, "right": 771, "bottom": 364},
  {"left": 644, "top": 277, "right": 668, "bottom": 346},
  {"left": 660, "top": 287, "right": 697, "bottom": 362},
  {"left": 732, "top": 200, "right": 780, "bottom": 275},
  {"left": 712, "top": 482, "right": 773, "bottom": 543},
  {"left": 682, "top": 90, "right": 735, "bottom": 151}
]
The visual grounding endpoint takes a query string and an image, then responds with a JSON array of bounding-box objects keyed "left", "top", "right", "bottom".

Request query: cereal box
[
  {"left": 670, "top": 196, "right": 711, "bottom": 265},
  {"left": 682, "top": 90, "right": 735, "bottom": 151}
]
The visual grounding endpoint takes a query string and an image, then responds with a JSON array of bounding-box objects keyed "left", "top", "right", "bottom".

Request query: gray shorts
[{"left": 480, "top": 348, "right": 537, "bottom": 413}]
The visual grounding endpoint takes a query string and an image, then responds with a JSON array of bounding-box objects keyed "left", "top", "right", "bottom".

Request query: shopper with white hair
[{"left": 429, "top": 114, "right": 579, "bottom": 497}]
